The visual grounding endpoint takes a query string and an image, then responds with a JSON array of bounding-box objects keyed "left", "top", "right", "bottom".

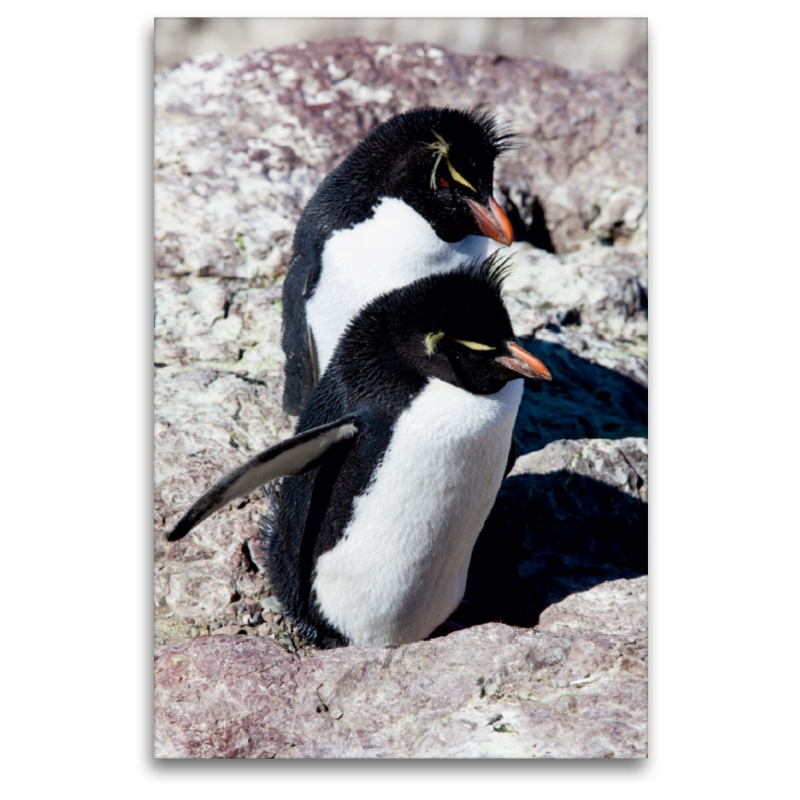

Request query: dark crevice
[
  {"left": 638, "top": 283, "right": 649, "bottom": 314},
  {"left": 230, "top": 372, "right": 270, "bottom": 389},
  {"left": 501, "top": 188, "right": 556, "bottom": 253},
  {"left": 560, "top": 308, "right": 581, "bottom": 327},
  {"left": 528, "top": 197, "right": 556, "bottom": 253},
  {"left": 241, "top": 542, "right": 259, "bottom": 574},
  {"left": 599, "top": 220, "right": 623, "bottom": 247}
]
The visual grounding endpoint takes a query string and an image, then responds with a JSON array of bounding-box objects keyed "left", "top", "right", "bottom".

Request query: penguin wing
[
  {"left": 168, "top": 415, "right": 361, "bottom": 541},
  {"left": 281, "top": 251, "right": 320, "bottom": 415}
]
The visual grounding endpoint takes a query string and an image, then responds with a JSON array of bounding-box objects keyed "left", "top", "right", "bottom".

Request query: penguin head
[
  {"left": 341, "top": 254, "right": 551, "bottom": 398},
  {"left": 347, "top": 107, "right": 516, "bottom": 245}
]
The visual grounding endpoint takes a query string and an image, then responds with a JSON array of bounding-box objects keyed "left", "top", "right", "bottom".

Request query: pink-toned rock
[{"left": 155, "top": 580, "right": 646, "bottom": 759}]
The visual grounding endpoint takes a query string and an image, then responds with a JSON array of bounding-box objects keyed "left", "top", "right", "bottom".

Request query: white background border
[{"left": 4, "top": 2, "right": 796, "bottom": 793}]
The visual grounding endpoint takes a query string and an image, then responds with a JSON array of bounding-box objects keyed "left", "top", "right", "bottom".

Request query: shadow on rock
[
  {"left": 503, "top": 187, "right": 556, "bottom": 254},
  {"left": 456, "top": 466, "right": 647, "bottom": 632},
  {"left": 515, "top": 337, "right": 648, "bottom": 455}
]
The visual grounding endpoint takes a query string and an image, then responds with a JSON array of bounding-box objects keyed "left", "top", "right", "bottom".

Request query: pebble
[
  {"left": 261, "top": 596, "right": 283, "bottom": 614},
  {"left": 238, "top": 600, "right": 264, "bottom": 626},
  {"left": 212, "top": 624, "right": 246, "bottom": 636}
]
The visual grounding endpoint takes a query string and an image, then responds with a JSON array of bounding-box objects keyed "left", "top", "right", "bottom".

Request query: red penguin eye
[{"left": 438, "top": 176, "right": 449, "bottom": 187}]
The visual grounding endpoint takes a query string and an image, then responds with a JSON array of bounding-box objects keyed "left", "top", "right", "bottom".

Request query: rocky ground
[{"left": 154, "top": 38, "right": 648, "bottom": 758}]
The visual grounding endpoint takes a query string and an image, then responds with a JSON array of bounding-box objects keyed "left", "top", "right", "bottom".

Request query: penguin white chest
[
  {"left": 312, "top": 378, "right": 524, "bottom": 647},
  {"left": 305, "top": 197, "right": 491, "bottom": 374}
]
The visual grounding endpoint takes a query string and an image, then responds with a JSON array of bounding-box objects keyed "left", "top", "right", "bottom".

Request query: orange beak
[
  {"left": 467, "top": 196, "right": 514, "bottom": 246},
  {"left": 495, "top": 342, "right": 552, "bottom": 381}
]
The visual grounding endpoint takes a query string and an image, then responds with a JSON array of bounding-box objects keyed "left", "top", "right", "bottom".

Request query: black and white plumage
[
  {"left": 170, "top": 255, "right": 551, "bottom": 649},
  {"left": 281, "top": 106, "right": 516, "bottom": 416}
]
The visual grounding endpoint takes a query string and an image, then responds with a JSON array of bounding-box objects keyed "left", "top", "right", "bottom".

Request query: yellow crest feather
[
  {"left": 427, "top": 131, "right": 476, "bottom": 193},
  {"left": 424, "top": 330, "right": 445, "bottom": 356},
  {"left": 449, "top": 338, "right": 495, "bottom": 351}
]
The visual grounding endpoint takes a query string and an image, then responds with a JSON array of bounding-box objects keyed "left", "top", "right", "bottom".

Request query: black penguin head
[
  {"left": 345, "top": 107, "right": 516, "bottom": 245},
  {"left": 339, "top": 254, "right": 552, "bottom": 398}
]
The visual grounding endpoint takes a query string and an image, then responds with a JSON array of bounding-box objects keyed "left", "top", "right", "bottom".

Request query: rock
[
  {"left": 155, "top": 38, "right": 646, "bottom": 283},
  {"left": 465, "top": 438, "right": 647, "bottom": 632},
  {"left": 211, "top": 624, "right": 245, "bottom": 637},
  {"left": 153, "top": 37, "right": 648, "bottom": 757},
  {"left": 238, "top": 600, "right": 263, "bottom": 626},
  {"left": 154, "top": 585, "right": 646, "bottom": 759},
  {"left": 503, "top": 243, "right": 647, "bottom": 341},
  {"left": 260, "top": 595, "right": 283, "bottom": 614}
]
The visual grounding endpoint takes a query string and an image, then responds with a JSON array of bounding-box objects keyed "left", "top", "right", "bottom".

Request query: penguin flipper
[
  {"left": 281, "top": 252, "right": 320, "bottom": 415},
  {"left": 168, "top": 416, "right": 361, "bottom": 542}
]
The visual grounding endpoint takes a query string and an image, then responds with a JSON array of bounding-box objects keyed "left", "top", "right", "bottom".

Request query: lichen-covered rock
[
  {"left": 155, "top": 38, "right": 647, "bottom": 283},
  {"left": 155, "top": 583, "right": 646, "bottom": 759},
  {"left": 153, "top": 37, "right": 648, "bottom": 757},
  {"left": 504, "top": 243, "right": 647, "bottom": 340}
]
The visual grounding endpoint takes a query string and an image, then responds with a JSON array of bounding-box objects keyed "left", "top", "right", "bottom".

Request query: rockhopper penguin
[
  {"left": 170, "top": 254, "right": 552, "bottom": 648},
  {"left": 281, "top": 106, "right": 516, "bottom": 416}
]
